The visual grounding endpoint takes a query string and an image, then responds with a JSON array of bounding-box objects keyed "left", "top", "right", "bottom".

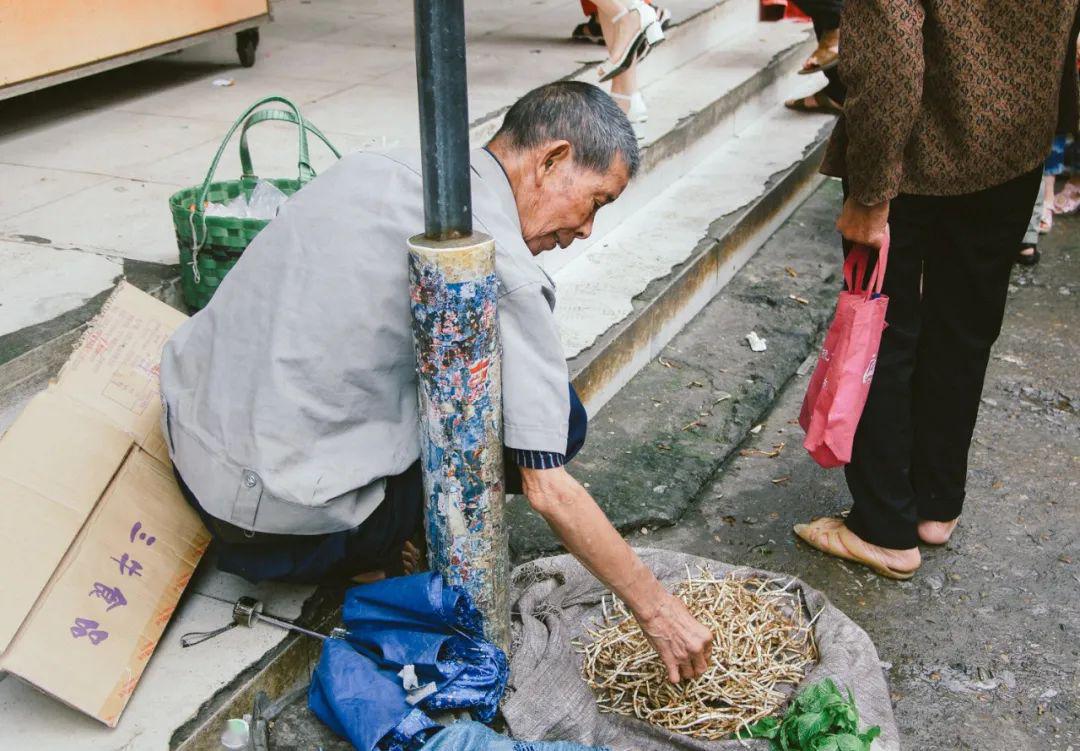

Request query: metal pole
[
  {"left": 414, "top": 0, "right": 472, "bottom": 239},
  {"left": 410, "top": 0, "right": 509, "bottom": 650}
]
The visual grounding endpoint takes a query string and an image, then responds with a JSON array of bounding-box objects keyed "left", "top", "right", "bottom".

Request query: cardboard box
[{"left": 0, "top": 282, "right": 211, "bottom": 727}]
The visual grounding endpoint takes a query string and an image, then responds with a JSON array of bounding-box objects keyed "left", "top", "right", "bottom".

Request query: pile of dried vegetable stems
[{"left": 578, "top": 568, "right": 820, "bottom": 740}]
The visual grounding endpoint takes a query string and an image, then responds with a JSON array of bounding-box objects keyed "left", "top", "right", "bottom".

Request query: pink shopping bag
[{"left": 799, "top": 233, "right": 890, "bottom": 468}]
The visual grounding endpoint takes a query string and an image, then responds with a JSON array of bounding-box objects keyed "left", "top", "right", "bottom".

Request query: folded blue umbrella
[{"left": 309, "top": 573, "right": 510, "bottom": 751}]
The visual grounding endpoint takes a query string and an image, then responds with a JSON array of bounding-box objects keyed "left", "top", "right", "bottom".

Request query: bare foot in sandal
[
  {"left": 799, "top": 29, "right": 839, "bottom": 74},
  {"left": 785, "top": 88, "right": 842, "bottom": 115},
  {"left": 794, "top": 516, "right": 920, "bottom": 579},
  {"left": 917, "top": 518, "right": 959, "bottom": 545}
]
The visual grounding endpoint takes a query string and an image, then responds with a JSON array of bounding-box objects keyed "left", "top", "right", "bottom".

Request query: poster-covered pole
[{"left": 409, "top": 0, "right": 509, "bottom": 650}]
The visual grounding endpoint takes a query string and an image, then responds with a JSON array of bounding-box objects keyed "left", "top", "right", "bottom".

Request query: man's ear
[{"left": 535, "top": 140, "right": 572, "bottom": 185}]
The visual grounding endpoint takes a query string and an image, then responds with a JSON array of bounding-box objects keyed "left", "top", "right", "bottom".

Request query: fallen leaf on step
[
  {"left": 739, "top": 441, "right": 784, "bottom": 459},
  {"left": 785, "top": 266, "right": 798, "bottom": 278},
  {"left": 788, "top": 294, "right": 810, "bottom": 305}
]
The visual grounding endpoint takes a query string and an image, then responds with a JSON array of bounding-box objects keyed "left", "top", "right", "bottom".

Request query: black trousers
[
  {"left": 842, "top": 167, "right": 1043, "bottom": 549},
  {"left": 178, "top": 385, "right": 589, "bottom": 584},
  {"left": 792, "top": 0, "right": 846, "bottom": 105}
]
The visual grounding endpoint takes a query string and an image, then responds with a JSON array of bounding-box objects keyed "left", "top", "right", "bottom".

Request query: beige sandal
[{"left": 794, "top": 517, "right": 918, "bottom": 580}]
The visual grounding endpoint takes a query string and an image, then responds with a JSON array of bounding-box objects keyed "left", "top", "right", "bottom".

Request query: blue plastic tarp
[{"left": 309, "top": 573, "right": 509, "bottom": 751}]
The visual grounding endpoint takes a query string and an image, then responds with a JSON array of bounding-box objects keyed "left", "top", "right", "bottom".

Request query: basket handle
[
  {"left": 238, "top": 109, "right": 341, "bottom": 182},
  {"left": 195, "top": 96, "right": 312, "bottom": 208}
]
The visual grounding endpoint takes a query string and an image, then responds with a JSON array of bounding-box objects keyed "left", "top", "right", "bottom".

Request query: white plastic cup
[{"left": 220, "top": 717, "right": 250, "bottom": 750}]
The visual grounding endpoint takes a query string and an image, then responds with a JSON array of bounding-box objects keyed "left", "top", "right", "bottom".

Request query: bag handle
[
  {"left": 843, "top": 227, "right": 890, "bottom": 299},
  {"left": 195, "top": 96, "right": 312, "bottom": 209},
  {"left": 238, "top": 109, "right": 341, "bottom": 182}
]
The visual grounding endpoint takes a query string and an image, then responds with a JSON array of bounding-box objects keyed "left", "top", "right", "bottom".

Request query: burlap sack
[{"left": 502, "top": 548, "right": 899, "bottom": 751}]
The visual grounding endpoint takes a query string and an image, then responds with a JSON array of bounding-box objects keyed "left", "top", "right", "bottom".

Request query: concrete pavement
[{"left": 640, "top": 205, "right": 1080, "bottom": 751}]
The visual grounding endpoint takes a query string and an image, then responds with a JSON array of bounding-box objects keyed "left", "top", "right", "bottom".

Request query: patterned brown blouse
[{"left": 821, "top": 0, "right": 1080, "bottom": 205}]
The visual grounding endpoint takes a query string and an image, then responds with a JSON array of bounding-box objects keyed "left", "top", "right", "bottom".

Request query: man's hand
[
  {"left": 636, "top": 592, "right": 714, "bottom": 683},
  {"left": 520, "top": 465, "right": 713, "bottom": 683},
  {"left": 837, "top": 196, "right": 890, "bottom": 248}
]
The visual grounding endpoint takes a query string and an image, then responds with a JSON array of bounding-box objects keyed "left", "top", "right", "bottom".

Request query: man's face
[{"left": 518, "top": 145, "right": 630, "bottom": 255}]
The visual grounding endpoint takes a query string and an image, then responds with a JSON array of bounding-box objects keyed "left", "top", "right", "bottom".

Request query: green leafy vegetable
[{"left": 738, "top": 678, "right": 882, "bottom": 751}]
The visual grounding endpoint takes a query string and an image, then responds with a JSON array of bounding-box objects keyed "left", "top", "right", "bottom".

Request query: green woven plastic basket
[{"left": 169, "top": 95, "right": 340, "bottom": 310}]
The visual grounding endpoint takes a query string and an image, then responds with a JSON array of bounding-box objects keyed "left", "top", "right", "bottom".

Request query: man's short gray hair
[{"left": 491, "top": 81, "right": 640, "bottom": 178}]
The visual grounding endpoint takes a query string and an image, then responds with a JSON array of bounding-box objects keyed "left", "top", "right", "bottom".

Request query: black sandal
[
  {"left": 784, "top": 91, "right": 843, "bottom": 116},
  {"left": 1016, "top": 244, "right": 1040, "bottom": 266},
  {"left": 571, "top": 14, "right": 604, "bottom": 44}
]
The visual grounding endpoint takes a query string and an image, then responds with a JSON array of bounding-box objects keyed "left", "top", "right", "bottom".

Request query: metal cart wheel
[{"left": 236, "top": 28, "right": 260, "bottom": 68}]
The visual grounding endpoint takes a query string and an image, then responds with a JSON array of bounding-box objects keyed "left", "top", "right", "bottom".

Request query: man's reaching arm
[{"left": 521, "top": 465, "right": 713, "bottom": 683}]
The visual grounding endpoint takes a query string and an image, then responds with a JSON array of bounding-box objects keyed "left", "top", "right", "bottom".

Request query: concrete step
[
  {"left": 0, "top": 6, "right": 818, "bottom": 434},
  {"left": 562, "top": 103, "right": 831, "bottom": 413},
  {"left": 548, "top": 14, "right": 815, "bottom": 278}
]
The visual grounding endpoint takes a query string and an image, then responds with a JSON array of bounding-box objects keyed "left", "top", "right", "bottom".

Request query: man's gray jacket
[{"left": 160, "top": 149, "right": 570, "bottom": 535}]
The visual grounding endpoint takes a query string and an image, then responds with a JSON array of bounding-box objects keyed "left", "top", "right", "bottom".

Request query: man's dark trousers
[
  {"left": 177, "top": 384, "right": 589, "bottom": 584},
  {"left": 843, "top": 167, "right": 1042, "bottom": 550}
]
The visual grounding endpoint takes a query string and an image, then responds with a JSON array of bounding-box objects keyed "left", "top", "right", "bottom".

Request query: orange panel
[{"left": 0, "top": 0, "right": 269, "bottom": 86}]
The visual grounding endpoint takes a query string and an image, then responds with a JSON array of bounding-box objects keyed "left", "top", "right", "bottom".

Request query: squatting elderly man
[{"left": 160, "top": 82, "right": 712, "bottom": 682}]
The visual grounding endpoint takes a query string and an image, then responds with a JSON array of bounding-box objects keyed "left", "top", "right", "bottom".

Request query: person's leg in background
[
  {"left": 839, "top": 192, "right": 939, "bottom": 566},
  {"left": 910, "top": 168, "right": 1043, "bottom": 544},
  {"left": 572, "top": 1, "right": 606, "bottom": 44},
  {"left": 798, "top": 0, "right": 841, "bottom": 75},
  {"left": 785, "top": 0, "right": 846, "bottom": 114},
  {"left": 1043, "top": 135, "right": 1068, "bottom": 228},
  {"left": 1017, "top": 177, "right": 1044, "bottom": 266},
  {"left": 593, "top": 0, "right": 658, "bottom": 128},
  {"left": 1051, "top": 136, "right": 1080, "bottom": 215}
]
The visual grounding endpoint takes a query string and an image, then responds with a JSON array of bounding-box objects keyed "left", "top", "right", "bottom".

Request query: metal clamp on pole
[{"left": 411, "top": 0, "right": 510, "bottom": 651}]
